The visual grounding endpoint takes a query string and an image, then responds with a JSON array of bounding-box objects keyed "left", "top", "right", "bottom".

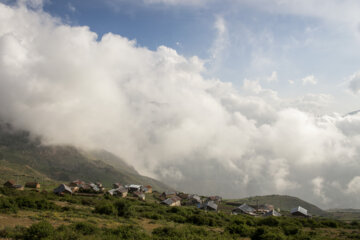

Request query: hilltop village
[{"left": 3, "top": 179, "right": 311, "bottom": 218}]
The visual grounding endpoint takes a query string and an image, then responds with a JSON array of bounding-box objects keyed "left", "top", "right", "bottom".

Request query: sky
[{"left": 1, "top": 0, "right": 360, "bottom": 209}]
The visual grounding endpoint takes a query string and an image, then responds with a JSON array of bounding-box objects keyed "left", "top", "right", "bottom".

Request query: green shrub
[
  {"left": 281, "top": 223, "right": 301, "bottom": 235},
  {"left": 252, "top": 226, "right": 285, "bottom": 240},
  {"left": 24, "top": 220, "right": 54, "bottom": 240},
  {"left": 321, "top": 219, "right": 338, "bottom": 228},
  {"left": 73, "top": 222, "right": 98, "bottom": 235},
  {"left": 226, "top": 223, "right": 252, "bottom": 237},
  {"left": 94, "top": 201, "right": 116, "bottom": 215},
  {"left": 81, "top": 198, "right": 95, "bottom": 206},
  {"left": 54, "top": 225, "right": 80, "bottom": 240},
  {"left": 0, "top": 197, "right": 18, "bottom": 213},
  {"left": 114, "top": 199, "right": 132, "bottom": 218},
  {"left": 257, "top": 217, "right": 280, "bottom": 227},
  {"left": 111, "top": 225, "right": 149, "bottom": 239}
]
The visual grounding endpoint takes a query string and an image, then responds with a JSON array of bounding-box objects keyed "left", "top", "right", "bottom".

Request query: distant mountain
[
  {"left": 0, "top": 123, "right": 172, "bottom": 191},
  {"left": 225, "top": 194, "right": 328, "bottom": 216}
]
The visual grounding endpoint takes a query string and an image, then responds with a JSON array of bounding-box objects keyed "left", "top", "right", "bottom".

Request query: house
[
  {"left": 232, "top": 204, "right": 257, "bottom": 216},
  {"left": 162, "top": 196, "right": 181, "bottom": 207},
  {"left": 3, "top": 180, "right": 23, "bottom": 190},
  {"left": 263, "top": 209, "right": 281, "bottom": 217},
  {"left": 291, "top": 206, "right": 310, "bottom": 217},
  {"left": 3, "top": 180, "right": 16, "bottom": 188},
  {"left": 95, "top": 182, "right": 105, "bottom": 192},
  {"left": 108, "top": 186, "right": 128, "bottom": 198},
  {"left": 89, "top": 183, "right": 101, "bottom": 193},
  {"left": 200, "top": 200, "right": 218, "bottom": 211},
  {"left": 127, "top": 184, "right": 142, "bottom": 193},
  {"left": 161, "top": 191, "right": 177, "bottom": 199},
  {"left": 79, "top": 183, "right": 101, "bottom": 193},
  {"left": 25, "top": 182, "right": 40, "bottom": 189},
  {"left": 133, "top": 191, "right": 146, "bottom": 201},
  {"left": 144, "top": 185, "right": 152, "bottom": 193},
  {"left": 188, "top": 194, "right": 202, "bottom": 205},
  {"left": 53, "top": 184, "right": 72, "bottom": 195}
]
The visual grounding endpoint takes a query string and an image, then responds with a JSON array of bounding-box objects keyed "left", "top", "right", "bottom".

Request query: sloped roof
[
  {"left": 191, "top": 195, "right": 202, "bottom": 203},
  {"left": 128, "top": 184, "right": 142, "bottom": 189},
  {"left": 4, "top": 180, "right": 16, "bottom": 186},
  {"left": 206, "top": 201, "right": 218, "bottom": 210},
  {"left": 54, "top": 184, "right": 72, "bottom": 194},
  {"left": 235, "top": 204, "right": 256, "bottom": 213},
  {"left": 89, "top": 183, "right": 100, "bottom": 192},
  {"left": 162, "top": 198, "right": 174, "bottom": 205},
  {"left": 108, "top": 187, "right": 127, "bottom": 195},
  {"left": 264, "top": 209, "right": 281, "bottom": 217},
  {"left": 291, "top": 206, "right": 308, "bottom": 215}
]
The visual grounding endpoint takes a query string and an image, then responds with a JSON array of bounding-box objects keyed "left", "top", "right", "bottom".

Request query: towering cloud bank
[{"left": 1, "top": 2, "right": 360, "bottom": 208}]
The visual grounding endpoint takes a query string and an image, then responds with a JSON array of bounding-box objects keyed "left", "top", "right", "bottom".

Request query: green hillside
[
  {"left": 225, "top": 194, "right": 328, "bottom": 216},
  {"left": 0, "top": 123, "right": 172, "bottom": 191}
]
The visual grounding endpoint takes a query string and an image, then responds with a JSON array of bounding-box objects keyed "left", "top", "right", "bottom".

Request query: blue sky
[{"left": 30, "top": 0, "right": 358, "bottom": 114}]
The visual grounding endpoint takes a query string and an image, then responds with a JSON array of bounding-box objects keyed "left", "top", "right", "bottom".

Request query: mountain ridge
[{"left": 0, "top": 123, "right": 172, "bottom": 191}]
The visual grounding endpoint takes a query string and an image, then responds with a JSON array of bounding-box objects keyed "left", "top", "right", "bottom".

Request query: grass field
[{"left": 1, "top": 187, "right": 360, "bottom": 240}]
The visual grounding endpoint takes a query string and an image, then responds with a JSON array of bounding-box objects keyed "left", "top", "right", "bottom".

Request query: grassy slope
[
  {"left": 0, "top": 123, "right": 171, "bottom": 191},
  {"left": 225, "top": 194, "right": 328, "bottom": 216},
  {"left": 1, "top": 189, "right": 360, "bottom": 240}
]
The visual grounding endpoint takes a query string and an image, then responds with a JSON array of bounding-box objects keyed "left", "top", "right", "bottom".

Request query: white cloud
[
  {"left": 348, "top": 71, "right": 360, "bottom": 94},
  {"left": 239, "top": 0, "right": 360, "bottom": 33},
  {"left": 346, "top": 176, "right": 360, "bottom": 194},
  {"left": 267, "top": 71, "right": 278, "bottom": 82},
  {"left": 312, "top": 177, "right": 330, "bottom": 204},
  {"left": 208, "top": 15, "right": 229, "bottom": 73},
  {"left": 2, "top": 2, "right": 360, "bottom": 208},
  {"left": 302, "top": 75, "right": 318, "bottom": 85},
  {"left": 68, "top": 3, "right": 76, "bottom": 12}
]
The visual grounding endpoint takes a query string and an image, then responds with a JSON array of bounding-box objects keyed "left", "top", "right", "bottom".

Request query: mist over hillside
[
  {"left": 1, "top": 1, "right": 360, "bottom": 209},
  {"left": 0, "top": 122, "right": 171, "bottom": 191}
]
